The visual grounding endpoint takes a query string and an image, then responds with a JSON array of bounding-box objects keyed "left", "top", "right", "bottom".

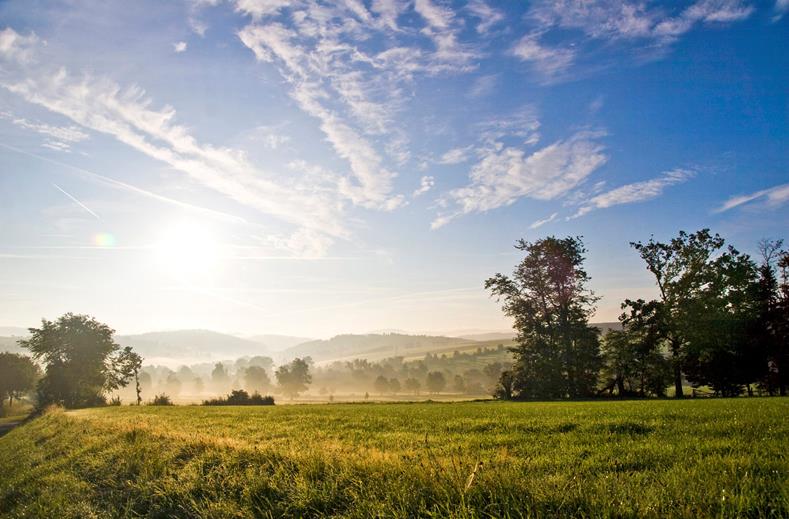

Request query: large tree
[
  {"left": 0, "top": 353, "right": 39, "bottom": 408},
  {"left": 628, "top": 229, "right": 761, "bottom": 397},
  {"left": 486, "top": 237, "right": 601, "bottom": 399},
  {"left": 275, "top": 358, "right": 312, "bottom": 399},
  {"left": 752, "top": 239, "right": 789, "bottom": 395},
  {"left": 20, "top": 313, "right": 139, "bottom": 408}
]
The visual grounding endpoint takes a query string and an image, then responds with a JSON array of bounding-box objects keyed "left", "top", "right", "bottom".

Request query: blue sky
[{"left": 0, "top": 0, "right": 787, "bottom": 338}]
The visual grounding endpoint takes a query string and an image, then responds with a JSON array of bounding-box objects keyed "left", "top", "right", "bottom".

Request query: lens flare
[{"left": 94, "top": 232, "right": 116, "bottom": 247}]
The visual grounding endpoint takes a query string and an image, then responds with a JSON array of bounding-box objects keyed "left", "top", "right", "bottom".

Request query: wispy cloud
[
  {"left": 511, "top": 33, "right": 576, "bottom": 80},
  {"left": 173, "top": 41, "right": 188, "bottom": 53},
  {"left": 571, "top": 168, "right": 695, "bottom": 218},
  {"left": 0, "top": 28, "right": 349, "bottom": 250},
  {"left": 715, "top": 182, "right": 789, "bottom": 213},
  {"left": 518, "top": 0, "right": 755, "bottom": 79},
  {"left": 0, "top": 110, "right": 89, "bottom": 151},
  {"left": 433, "top": 131, "right": 607, "bottom": 228},
  {"left": 467, "top": 74, "right": 498, "bottom": 98},
  {"left": 530, "top": 212, "right": 558, "bottom": 229},
  {"left": 437, "top": 146, "right": 473, "bottom": 165},
  {"left": 466, "top": 0, "right": 505, "bottom": 34},
  {"left": 413, "top": 175, "right": 435, "bottom": 197}
]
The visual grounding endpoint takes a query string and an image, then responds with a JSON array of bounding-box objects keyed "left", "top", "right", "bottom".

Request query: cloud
[
  {"left": 413, "top": 175, "right": 435, "bottom": 197},
  {"left": 571, "top": 168, "right": 695, "bottom": 218},
  {"left": 773, "top": 0, "right": 789, "bottom": 20},
  {"left": 0, "top": 110, "right": 90, "bottom": 151},
  {"left": 0, "top": 27, "right": 40, "bottom": 64},
  {"left": 173, "top": 41, "right": 188, "bottom": 53},
  {"left": 433, "top": 131, "right": 607, "bottom": 228},
  {"left": 468, "top": 74, "right": 498, "bottom": 98},
  {"left": 438, "top": 146, "right": 473, "bottom": 165},
  {"left": 715, "top": 182, "right": 789, "bottom": 213},
  {"left": 531, "top": 0, "right": 753, "bottom": 42},
  {"left": 234, "top": 0, "right": 485, "bottom": 211},
  {"left": 250, "top": 125, "right": 290, "bottom": 150},
  {"left": 519, "top": 1, "right": 754, "bottom": 78},
  {"left": 511, "top": 33, "right": 576, "bottom": 79},
  {"left": 530, "top": 212, "right": 558, "bottom": 229},
  {"left": 466, "top": 0, "right": 505, "bottom": 34},
  {"left": 0, "top": 27, "right": 350, "bottom": 246}
]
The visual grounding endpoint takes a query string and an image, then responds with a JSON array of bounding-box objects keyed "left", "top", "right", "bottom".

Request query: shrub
[
  {"left": 108, "top": 396, "right": 122, "bottom": 406},
  {"left": 203, "top": 389, "right": 274, "bottom": 406},
  {"left": 150, "top": 394, "right": 173, "bottom": 406}
]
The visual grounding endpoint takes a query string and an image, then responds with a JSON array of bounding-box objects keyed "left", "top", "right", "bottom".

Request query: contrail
[
  {"left": 0, "top": 142, "right": 248, "bottom": 224},
  {"left": 52, "top": 183, "right": 100, "bottom": 219}
]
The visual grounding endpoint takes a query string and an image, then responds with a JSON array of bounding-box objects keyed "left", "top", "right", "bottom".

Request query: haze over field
[{"left": 0, "top": 1, "right": 786, "bottom": 343}]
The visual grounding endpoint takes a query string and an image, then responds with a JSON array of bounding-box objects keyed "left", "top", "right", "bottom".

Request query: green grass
[{"left": 0, "top": 399, "right": 787, "bottom": 518}]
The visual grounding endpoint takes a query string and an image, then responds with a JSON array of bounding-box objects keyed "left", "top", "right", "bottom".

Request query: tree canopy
[
  {"left": 20, "top": 313, "right": 140, "bottom": 408},
  {"left": 486, "top": 236, "right": 601, "bottom": 399},
  {"left": 0, "top": 352, "right": 39, "bottom": 408}
]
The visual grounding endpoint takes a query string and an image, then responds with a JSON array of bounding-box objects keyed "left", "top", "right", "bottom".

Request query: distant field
[{"left": 0, "top": 399, "right": 787, "bottom": 518}]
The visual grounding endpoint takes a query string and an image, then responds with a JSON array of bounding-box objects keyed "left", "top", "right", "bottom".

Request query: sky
[{"left": 0, "top": 0, "right": 787, "bottom": 339}]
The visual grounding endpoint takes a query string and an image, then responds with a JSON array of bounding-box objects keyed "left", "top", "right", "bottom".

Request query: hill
[
  {"left": 116, "top": 330, "right": 269, "bottom": 366},
  {"left": 0, "top": 399, "right": 786, "bottom": 517},
  {"left": 279, "top": 333, "right": 478, "bottom": 363},
  {"left": 245, "top": 334, "right": 314, "bottom": 351}
]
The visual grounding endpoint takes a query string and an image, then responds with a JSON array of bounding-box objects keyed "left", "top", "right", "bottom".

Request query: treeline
[
  {"left": 137, "top": 345, "right": 512, "bottom": 401},
  {"left": 489, "top": 230, "right": 788, "bottom": 400}
]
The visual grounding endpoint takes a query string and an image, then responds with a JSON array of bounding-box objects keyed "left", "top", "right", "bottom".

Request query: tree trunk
[
  {"left": 616, "top": 377, "right": 625, "bottom": 396},
  {"left": 671, "top": 338, "right": 684, "bottom": 398},
  {"left": 673, "top": 364, "right": 684, "bottom": 398}
]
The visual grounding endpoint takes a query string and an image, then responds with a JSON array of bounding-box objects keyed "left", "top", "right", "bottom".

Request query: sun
[{"left": 153, "top": 222, "right": 220, "bottom": 277}]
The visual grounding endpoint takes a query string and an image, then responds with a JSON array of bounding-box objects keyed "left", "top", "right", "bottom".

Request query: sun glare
[{"left": 153, "top": 222, "right": 220, "bottom": 277}]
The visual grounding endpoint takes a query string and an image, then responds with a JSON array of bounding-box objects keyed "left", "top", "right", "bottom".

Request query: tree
[
  {"left": 165, "top": 372, "right": 182, "bottom": 396},
  {"left": 20, "top": 313, "right": 139, "bottom": 408},
  {"left": 493, "top": 370, "right": 516, "bottom": 400},
  {"left": 754, "top": 239, "right": 789, "bottom": 395},
  {"left": 629, "top": 229, "right": 760, "bottom": 397},
  {"left": 600, "top": 324, "right": 671, "bottom": 397},
  {"left": 453, "top": 374, "right": 466, "bottom": 393},
  {"left": 115, "top": 347, "right": 143, "bottom": 405},
  {"left": 388, "top": 377, "right": 401, "bottom": 394},
  {"left": 275, "top": 358, "right": 312, "bottom": 398},
  {"left": 404, "top": 377, "right": 421, "bottom": 395},
  {"left": 426, "top": 371, "right": 446, "bottom": 394},
  {"left": 244, "top": 365, "right": 271, "bottom": 394},
  {"left": 211, "top": 362, "right": 229, "bottom": 391},
  {"left": 486, "top": 237, "right": 601, "bottom": 399},
  {"left": 373, "top": 375, "right": 389, "bottom": 395},
  {"left": 0, "top": 353, "right": 39, "bottom": 408}
]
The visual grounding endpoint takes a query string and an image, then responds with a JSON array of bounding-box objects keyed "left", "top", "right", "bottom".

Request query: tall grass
[{"left": 0, "top": 398, "right": 787, "bottom": 518}]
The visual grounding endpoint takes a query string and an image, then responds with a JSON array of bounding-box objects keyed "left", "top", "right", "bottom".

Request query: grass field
[{"left": 0, "top": 399, "right": 787, "bottom": 518}]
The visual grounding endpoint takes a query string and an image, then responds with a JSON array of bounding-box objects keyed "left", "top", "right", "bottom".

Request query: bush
[
  {"left": 108, "top": 396, "right": 122, "bottom": 406},
  {"left": 150, "top": 394, "right": 173, "bottom": 406},
  {"left": 203, "top": 389, "right": 274, "bottom": 406}
]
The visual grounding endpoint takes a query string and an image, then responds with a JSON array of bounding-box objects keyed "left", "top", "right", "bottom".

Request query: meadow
[{"left": 0, "top": 399, "right": 787, "bottom": 518}]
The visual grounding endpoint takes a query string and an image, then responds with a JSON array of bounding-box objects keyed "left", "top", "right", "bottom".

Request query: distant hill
[
  {"left": 117, "top": 330, "right": 269, "bottom": 366},
  {"left": 246, "top": 334, "right": 314, "bottom": 351},
  {"left": 592, "top": 322, "right": 622, "bottom": 334},
  {"left": 0, "top": 326, "right": 30, "bottom": 337},
  {"left": 280, "top": 333, "right": 475, "bottom": 363},
  {"left": 0, "top": 336, "right": 25, "bottom": 354},
  {"left": 455, "top": 332, "right": 515, "bottom": 342}
]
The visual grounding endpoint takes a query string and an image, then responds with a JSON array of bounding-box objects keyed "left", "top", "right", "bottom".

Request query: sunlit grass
[{"left": 0, "top": 399, "right": 787, "bottom": 518}]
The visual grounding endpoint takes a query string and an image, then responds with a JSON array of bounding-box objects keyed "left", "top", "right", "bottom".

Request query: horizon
[{"left": 1, "top": 1, "right": 787, "bottom": 339}]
